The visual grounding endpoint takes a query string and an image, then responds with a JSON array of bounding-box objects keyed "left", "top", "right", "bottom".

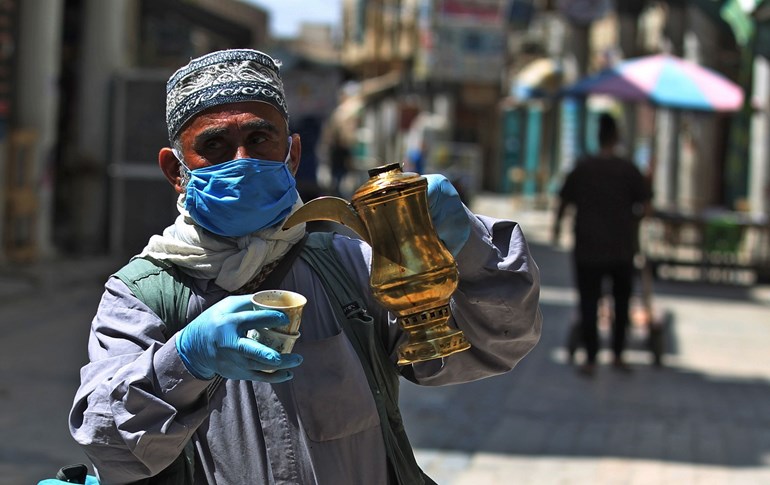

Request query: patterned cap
[{"left": 165, "top": 49, "right": 289, "bottom": 141}]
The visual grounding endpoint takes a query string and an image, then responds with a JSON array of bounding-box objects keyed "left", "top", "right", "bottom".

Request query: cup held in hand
[{"left": 249, "top": 290, "right": 307, "bottom": 352}]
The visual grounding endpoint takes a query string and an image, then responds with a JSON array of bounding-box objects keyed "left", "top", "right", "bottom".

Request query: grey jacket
[{"left": 69, "top": 212, "right": 542, "bottom": 484}]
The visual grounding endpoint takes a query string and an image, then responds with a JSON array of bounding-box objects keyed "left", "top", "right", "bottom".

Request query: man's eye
[
  {"left": 248, "top": 135, "right": 267, "bottom": 145},
  {"left": 204, "top": 139, "right": 224, "bottom": 150}
]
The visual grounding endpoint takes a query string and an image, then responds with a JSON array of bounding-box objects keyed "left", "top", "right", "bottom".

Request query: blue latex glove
[
  {"left": 425, "top": 174, "right": 471, "bottom": 257},
  {"left": 176, "top": 294, "right": 302, "bottom": 383}
]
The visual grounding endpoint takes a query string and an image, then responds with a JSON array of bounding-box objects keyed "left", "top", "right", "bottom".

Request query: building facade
[
  {"left": 2, "top": 0, "right": 269, "bottom": 262},
  {"left": 338, "top": 0, "right": 770, "bottom": 217}
]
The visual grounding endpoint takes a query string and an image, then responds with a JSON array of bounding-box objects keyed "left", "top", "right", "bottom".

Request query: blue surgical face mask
[{"left": 174, "top": 139, "right": 298, "bottom": 237}]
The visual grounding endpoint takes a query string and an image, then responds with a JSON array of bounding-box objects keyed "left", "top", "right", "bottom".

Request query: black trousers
[{"left": 574, "top": 260, "right": 635, "bottom": 364}]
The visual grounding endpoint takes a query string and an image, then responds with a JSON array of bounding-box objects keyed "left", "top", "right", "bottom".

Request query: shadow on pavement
[{"left": 400, "top": 241, "right": 770, "bottom": 470}]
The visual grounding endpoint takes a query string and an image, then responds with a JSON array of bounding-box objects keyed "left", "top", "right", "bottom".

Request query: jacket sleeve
[
  {"left": 402, "top": 206, "right": 542, "bottom": 385},
  {"left": 69, "top": 278, "right": 211, "bottom": 484}
]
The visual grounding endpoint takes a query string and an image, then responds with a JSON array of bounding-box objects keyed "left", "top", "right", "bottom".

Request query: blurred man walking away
[{"left": 553, "top": 112, "right": 651, "bottom": 376}]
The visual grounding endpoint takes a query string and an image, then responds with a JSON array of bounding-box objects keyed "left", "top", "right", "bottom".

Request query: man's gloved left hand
[
  {"left": 38, "top": 478, "right": 99, "bottom": 485},
  {"left": 176, "top": 295, "right": 302, "bottom": 383},
  {"left": 425, "top": 174, "right": 471, "bottom": 257},
  {"left": 37, "top": 463, "right": 99, "bottom": 485}
]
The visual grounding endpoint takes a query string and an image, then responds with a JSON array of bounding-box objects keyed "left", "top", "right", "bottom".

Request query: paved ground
[
  {"left": 1, "top": 194, "right": 769, "bottom": 484},
  {"left": 0, "top": 259, "right": 117, "bottom": 484},
  {"left": 401, "top": 195, "right": 770, "bottom": 484}
]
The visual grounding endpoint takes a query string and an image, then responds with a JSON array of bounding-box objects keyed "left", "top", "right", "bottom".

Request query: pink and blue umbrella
[{"left": 563, "top": 54, "right": 744, "bottom": 112}]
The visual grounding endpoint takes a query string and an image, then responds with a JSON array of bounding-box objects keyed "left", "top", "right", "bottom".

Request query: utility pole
[{"left": 656, "top": 2, "right": 685, "bottom": 210}]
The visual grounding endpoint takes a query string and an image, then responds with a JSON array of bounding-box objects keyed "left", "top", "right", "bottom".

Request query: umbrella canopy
[{"left": 562, "top": 54, "right": 744, "bottom": 112}]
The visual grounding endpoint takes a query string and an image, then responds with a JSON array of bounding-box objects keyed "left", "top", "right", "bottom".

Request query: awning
[
  {"left": 511, "top": 58, "right": 563, "bottom": 101},
  {"left": 331, "top": 71, "right": 402, "bottom": 124}
]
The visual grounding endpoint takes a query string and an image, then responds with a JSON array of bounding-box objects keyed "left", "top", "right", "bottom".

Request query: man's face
[
  {"left": 179, "top": 101, "right": 293, "bottom": 168},
  {"left": 161, "top": 101, "right": 300, "bottom": 194}
]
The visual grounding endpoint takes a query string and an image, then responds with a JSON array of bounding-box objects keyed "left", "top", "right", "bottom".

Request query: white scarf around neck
[{"left": 138, "top": 193, "right": 306, "bottom": 292}]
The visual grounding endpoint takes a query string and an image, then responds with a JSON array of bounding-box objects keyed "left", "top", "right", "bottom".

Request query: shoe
[
  {"left": 578, "top": 363, "right": 596, "bottom": 377},
  {"left": 612, "top": 357, "right": 632, "bottom": 372}
]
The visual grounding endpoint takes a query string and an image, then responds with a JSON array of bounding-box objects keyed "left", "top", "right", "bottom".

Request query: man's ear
[
  {"left": 158, "top": 147, "right": 185, "bottom": 194},
  {"left": 288, "top": 134, "right": 302, "bottom": 176}
]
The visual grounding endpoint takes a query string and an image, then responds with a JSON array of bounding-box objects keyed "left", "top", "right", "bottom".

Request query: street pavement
[
  {"left": 1, "top": 193, "right": 769, "bottom": 484},
  {"left": 402, "top": 195, "right": 770, "bottom": 485}
]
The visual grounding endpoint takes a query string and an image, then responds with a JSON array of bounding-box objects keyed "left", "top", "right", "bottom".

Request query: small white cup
[
  {"left": 250, "top": 290, "right": 307, "bottom": 334},
  {"left": 247, "top": 290, "right": 307, "bottom": 361}
]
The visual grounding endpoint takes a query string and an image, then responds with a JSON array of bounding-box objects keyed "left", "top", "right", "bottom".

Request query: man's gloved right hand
[
  {"left": 425, "top": 174, "right": 471, "bottom": 257},
  {"left": 175, "top": 294, "right": 302, "bottom": 383}
]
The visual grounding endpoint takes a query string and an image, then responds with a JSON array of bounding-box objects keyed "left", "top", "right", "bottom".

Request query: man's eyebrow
[
  {"left": 241, "top": 119, "right": 280, "bottom": 135},
  {"left": 193, "top": 119, "right": 281, "bottom": 142},
  {"left": 194, "top": 126, "right": 229, "bottom": 141}
]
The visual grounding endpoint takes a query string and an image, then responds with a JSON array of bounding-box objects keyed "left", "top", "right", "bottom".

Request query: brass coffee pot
[{"left": 283, "top": 163, "right": 471, "bottom": 364}]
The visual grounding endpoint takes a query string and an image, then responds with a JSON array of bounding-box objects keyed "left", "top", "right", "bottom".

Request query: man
[
  {"left": 553, "top": 112, "right": 651, "bottom": 376},
  {"left": 69, "top": 49, "right": 542, "bottom": 484}
]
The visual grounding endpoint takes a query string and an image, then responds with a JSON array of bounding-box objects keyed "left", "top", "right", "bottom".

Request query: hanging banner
[
  {"left": 557, "top": 0, "right": 611, "bottom": 25},
  {"left": 439, "top": 0, "right": 503, "bottom": 24},
  {"left": 0, "top": 0, "right": 18, "bottom": 141},
  {"left": 429, "top": 25, "right": 506, "bottom": 82},
  {"left": 417, "top": 0, "right": 506, "bottom": 82},
  {"left": 725, "top": 42, "right": 755, "bottom": 209}
]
